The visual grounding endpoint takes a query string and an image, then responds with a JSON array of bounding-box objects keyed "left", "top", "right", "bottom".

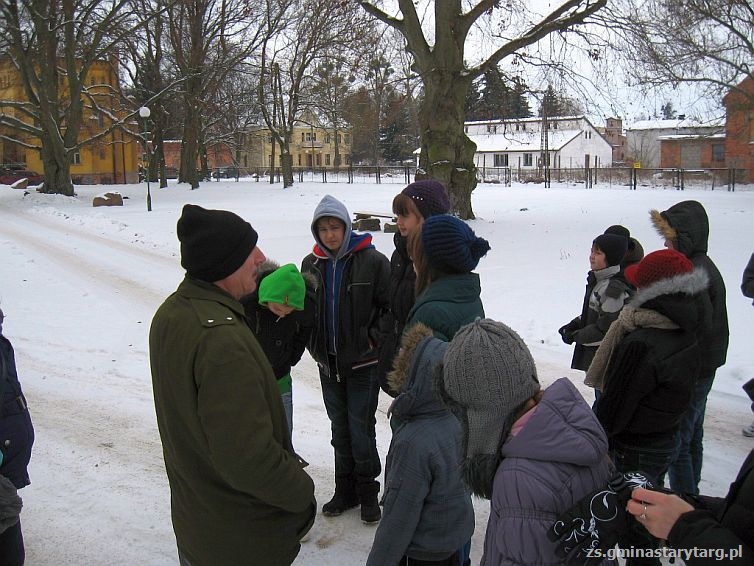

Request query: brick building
[{"left": 723, "top": 74, "right": 754, "bottom": 183}]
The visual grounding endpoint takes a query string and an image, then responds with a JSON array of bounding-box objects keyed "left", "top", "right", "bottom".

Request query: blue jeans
[
  {"left": 281, "top": 390, "right": 293, "bottom": 437},
  {"left": 611, "top": 435, "right": 678, "bottom": 566},
  {"left": 668, "top": 374, "right": 714, "bottom": 495},
  {"left": 320, "top": 364, "right": 381, "bottom": 495},
  {"left": 611, "top": 434, "right": 678, "bottom": 487}
]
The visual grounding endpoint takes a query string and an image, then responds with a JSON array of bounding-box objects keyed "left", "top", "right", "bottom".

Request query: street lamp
[{"left": 139, "top": 106, "right": 152, "bottom": 211}]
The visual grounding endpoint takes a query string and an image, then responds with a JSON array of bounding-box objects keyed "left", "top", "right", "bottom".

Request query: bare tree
[
  {"left": 257, "top": 0, "right": 372, "bottom": 187},
  {"left": 166, "top": 0, "right": 283, "bottom": 188},
  {"left": 0, "top": 0, "right": 150, "bottom": 195},
  {"left": 605, "top": 0, "right": 753, "bottom": 107},
  {"left": 358, "top": 0, "right": 607, "bottom": 218}
]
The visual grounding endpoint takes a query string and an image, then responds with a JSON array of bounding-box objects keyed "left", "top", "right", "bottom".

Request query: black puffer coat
[
  {"left": 651, "top": 200, "right": 729, "bottom": 376},
  {"left": 594, "top": 267, "right": 709, "bottom": 444}
]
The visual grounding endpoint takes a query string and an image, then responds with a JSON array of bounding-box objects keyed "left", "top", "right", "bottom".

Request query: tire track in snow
[{"left": 0, "top": 206, "right": 181, "bottom": 309}]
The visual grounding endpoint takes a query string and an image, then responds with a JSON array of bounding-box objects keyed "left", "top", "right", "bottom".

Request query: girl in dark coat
[
  {"left": 0, "top": 308, "right": 34, "bottom": 566},
  {"left": 377, "top": 180, "right": 450, "bottom": 397},
  {"left": 404, "top": 214, "right": 490, "bottom": 341}
]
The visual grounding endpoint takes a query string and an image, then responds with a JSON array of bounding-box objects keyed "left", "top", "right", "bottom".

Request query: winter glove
[
  {"left": 559, "top": 319, "right": 580, "bottom": 345},
  {"left": 548, "top": 471, "right": 656, "bottom": 565}
]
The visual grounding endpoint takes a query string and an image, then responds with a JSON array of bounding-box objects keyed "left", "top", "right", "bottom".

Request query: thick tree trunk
[
  {"left": 40, "top": 146, "right": 74, "bottom": 196},
  {"left": 418, "top": 72, "right": 476, "bottom": 219},
  {"left": 281, "top": 153, "right": 293, "bottom": 187}
]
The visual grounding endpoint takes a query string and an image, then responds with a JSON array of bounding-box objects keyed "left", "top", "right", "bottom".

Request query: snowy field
[{"left": 0, "top": 177, "right": 752, "bottom": 565}]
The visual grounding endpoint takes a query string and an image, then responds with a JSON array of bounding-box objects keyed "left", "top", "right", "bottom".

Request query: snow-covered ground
[{"left": 0, "top": 177, "right": 752, "bottom": 565}]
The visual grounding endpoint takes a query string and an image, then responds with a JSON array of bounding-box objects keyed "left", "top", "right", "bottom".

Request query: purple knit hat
[{"left": 401, "top": 180, "right": 451, "bottom": 219}]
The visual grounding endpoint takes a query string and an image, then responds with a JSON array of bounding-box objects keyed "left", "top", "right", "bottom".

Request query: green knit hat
[{"left": 258, "top": 263, "right": 305, "bottom": 310}]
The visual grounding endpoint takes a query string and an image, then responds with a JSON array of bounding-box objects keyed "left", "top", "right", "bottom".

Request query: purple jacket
[{"left": 482, "top": 378, "right": 612, "bottom": 565}]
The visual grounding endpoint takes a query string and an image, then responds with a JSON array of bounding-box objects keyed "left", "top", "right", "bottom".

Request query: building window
[
  {"left": 326, "top": 133, "right": 331, "bottom": 144},
  {"left": 298, "top": 154, "right": 301, "bottom": 166},
  {"left": 494, "top": 154, "right": 508, "bottom": 167},
  {"left": 71, "top": 152, "right": 81, "bottom": 165},
  {"left": 712, "top": 143, "right": 725, "bottom": 162},
  {"left": 487, "top": 124, "right": 497, "bottom": 133},
  {"left": 523, "top": 153, "right": 532, "bottom": 166},
  {"left": 326, "top": 154, "right": 331, "bottom": 166},
  {"left": 301, "top": 133, "right": 305, "bottom": 142},
  {"left": 522, "top": 123, "right": 526, "bottom": 131},
  {"left": 516, "top": 123, "right": 520, "bottom": 131}
]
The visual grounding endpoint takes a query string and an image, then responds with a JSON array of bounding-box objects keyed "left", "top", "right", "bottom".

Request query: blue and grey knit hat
[{"left": 421, "top": 214, "right": 490, "bottom": 273}]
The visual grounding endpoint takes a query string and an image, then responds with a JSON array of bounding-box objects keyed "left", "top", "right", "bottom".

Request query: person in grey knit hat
[{"left": 439, "top": 318, "right": 612, "bottom": 565}]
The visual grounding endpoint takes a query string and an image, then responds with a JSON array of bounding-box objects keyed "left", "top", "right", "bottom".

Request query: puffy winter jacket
[
  {"left": 651, "top": 200, "right": 729, "bottom": 376},
  {"left": 368, "top": 325, "right": 474, "bottom": 565},
  {"left": 483, "top": 378, "right": 612, "bottom": 565}
]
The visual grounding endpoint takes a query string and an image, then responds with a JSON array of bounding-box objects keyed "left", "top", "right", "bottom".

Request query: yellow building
[
  {"left": 0, "top": 57, "right": 140, "bottom": 184},
  {"left": 240, "top": 116, "right": 352, "bottom": 170}
]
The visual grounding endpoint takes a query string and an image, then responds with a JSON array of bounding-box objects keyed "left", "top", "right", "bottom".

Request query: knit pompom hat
[
  {"left": 440, "top": 318, "right": 540, "bottom": 498},
  {"left": 401, "top": 180, "right": 451, "bottom": 219},
  {"left": 177, "top": 204, "right": 258, "bottom": 282},
  {"left": 258, "top": 263, "right": 305, "bottom": 310},
  {"left": 593, "top": 233, "right": 628, "bottom": 267},
  {"left": 421, "top": 215, "right": 491, "bottom": 273},
  {"left": 624, "top": 249, "right": 693, "bottom": 289}
]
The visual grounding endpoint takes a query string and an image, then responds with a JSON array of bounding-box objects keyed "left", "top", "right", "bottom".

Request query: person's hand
[
  {"left": 559, "top": 319, "right": 579, "bottom": 344},
  {"left": 627, "top": 487, "right": 694, "bottom": 540}
]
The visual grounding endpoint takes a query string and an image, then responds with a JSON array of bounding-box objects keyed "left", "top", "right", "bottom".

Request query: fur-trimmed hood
[
  {"left": 256, "top": 259, "right": 318, "bottom": 291},
  {"left": 388, "top": 323, "right": 449, "bottom": 420},
  {"left": 650, "top": 200, "right": 709, "bottom": 257},
  {"left": 630, "top": 266, "right": 709, "bottom": 330}
]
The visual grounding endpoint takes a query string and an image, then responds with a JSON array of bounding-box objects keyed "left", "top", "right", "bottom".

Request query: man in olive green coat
[{"left": 150, "top": 204, "right": 315, "bottom": 566}]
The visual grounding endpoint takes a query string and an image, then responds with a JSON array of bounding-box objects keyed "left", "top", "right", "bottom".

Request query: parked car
[
  {"left": 0, "top": 168, "right": 44, "bottom": 186},
  {"left": 211, "top": 166, "right": 240, "bottom": 179}
]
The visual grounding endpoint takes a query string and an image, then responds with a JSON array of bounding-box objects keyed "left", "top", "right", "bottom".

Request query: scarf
[{"left": 585, "top": 306, "right": 679, "bottom": 389}]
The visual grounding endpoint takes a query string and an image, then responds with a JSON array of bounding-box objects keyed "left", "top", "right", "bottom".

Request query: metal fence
[
  {"left": 476, "top": 166, "right": 747, "bottom": 191},
  {"left": 216, "top": 165, "right": 748, "bottom": 191}
]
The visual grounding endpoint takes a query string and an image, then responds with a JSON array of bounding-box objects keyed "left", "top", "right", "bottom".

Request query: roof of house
[
  {"left": 468, "top": 129, "right": 583, "bottom": 153},
  {"left": 626, "top": 118, "right": 725, "bottom": 131}
]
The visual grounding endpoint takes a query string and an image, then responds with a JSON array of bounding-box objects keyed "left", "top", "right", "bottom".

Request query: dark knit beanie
[
  {"left": 401, "top": 180, "right": 451, "bottom": 219},
  {"left": 624, "top": 249, "right": 693, "bottom": 289},
  {"left": 422, "top": 214, "right": 491, "bottom": 273},
  {"left": 593, "top": 233, "right": 628, "bottom": 267},
  {"left": 177, "top": 204, "right": 258, "bottom": 282}
]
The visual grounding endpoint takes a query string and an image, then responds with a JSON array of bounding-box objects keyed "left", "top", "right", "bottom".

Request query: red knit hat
[{"left": 624, "top": 249, "right": 693, "bottom": 289}]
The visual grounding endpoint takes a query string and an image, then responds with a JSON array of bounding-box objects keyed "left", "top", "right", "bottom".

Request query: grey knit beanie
[{"left": 441, "top": 318, "right": 540, "bottom": 495}]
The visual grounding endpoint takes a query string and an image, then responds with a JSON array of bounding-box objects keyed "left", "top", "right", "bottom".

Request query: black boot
[
  {"left": 359, "top": 492, "right": 381, "bottom": 524},
  {"left": 322, "top": 488, "right": 359, "bottom": 517}
]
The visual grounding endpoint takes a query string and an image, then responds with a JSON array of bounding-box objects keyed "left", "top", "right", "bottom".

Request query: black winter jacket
[
  {"left": 668, "top": 449, "right": 754, "bottom": 563},
  {"left": 242, "top": 262, "right": 316, "bottom": 381},
  {"left": 594, "top": 268, "right": 709, "bottom": 445},
  {"left": 651, "top": 200, "right": 729, "bottom": 376},
  {"left": 302, "top": 243, "right": 390, "bottom": 380},
  {"left": 377, "top": 233, "right": 417, "bottom": 396}
]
